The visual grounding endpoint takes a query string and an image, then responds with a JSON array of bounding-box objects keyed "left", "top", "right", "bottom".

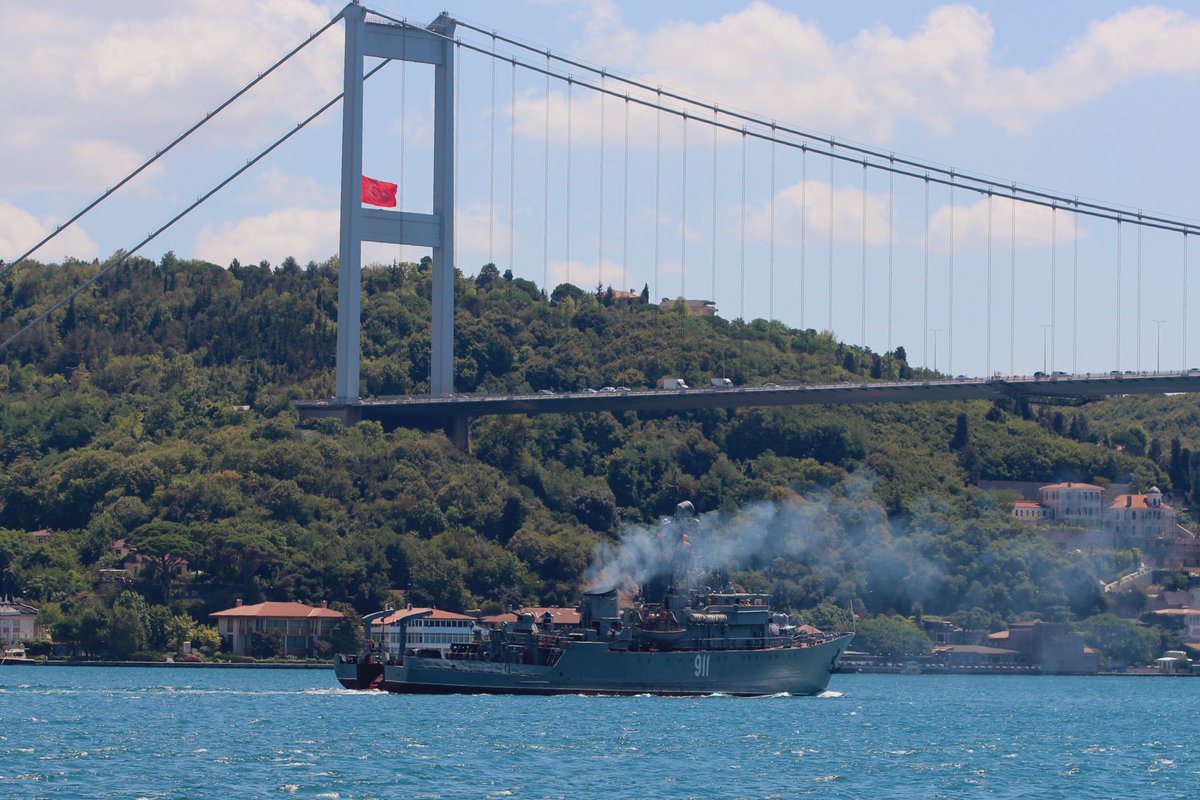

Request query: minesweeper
[{"left": 336, "top": 505, "right": 852, "bottom": 696}]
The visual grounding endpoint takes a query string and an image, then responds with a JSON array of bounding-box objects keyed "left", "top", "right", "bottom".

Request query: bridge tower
[{"left": 336, "top": 4, "right": 456, "bottom": 401}]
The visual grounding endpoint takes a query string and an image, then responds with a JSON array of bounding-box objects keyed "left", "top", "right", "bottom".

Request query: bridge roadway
[{"left": 296, "top": 370, "right": 1200, "bottom": 446}]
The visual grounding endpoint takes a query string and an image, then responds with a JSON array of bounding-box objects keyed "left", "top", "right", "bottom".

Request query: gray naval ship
[{"left": 336, "top": 505, "right": 852, "bottom": 696}]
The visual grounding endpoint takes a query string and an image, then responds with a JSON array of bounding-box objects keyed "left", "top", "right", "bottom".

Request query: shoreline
[{"left": 8, "top": 660, "right": 331, "bottom": 670}]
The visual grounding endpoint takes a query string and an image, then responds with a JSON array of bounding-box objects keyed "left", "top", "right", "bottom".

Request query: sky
[{"left": 3, "top": 1, "right": 1200, "bottom": 377}]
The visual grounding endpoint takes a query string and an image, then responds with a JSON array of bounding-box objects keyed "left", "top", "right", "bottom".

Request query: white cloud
[
  {"left": 193, "top": 207, "right": 337, "bottom": 266},
  {"left": 0, "top": 0, "right": 342, "bottom": 193},
  {"left": 548, "top": 2, "right": 1200, "bottom": 141},
  {"left": 0, "top": 200, "right": 98, "bottom": 264},
  {"left": 546, "top": 256, "right": 629, "bottom": 291},
  {"left": 748, "top": 179, "right": 891, "bottom": 247},
  {"left": 928, "top": 194, "right": 1062, "bottom": 250},
  {"left": 246, "top": 166, "right": 331, "bottom": 207}
]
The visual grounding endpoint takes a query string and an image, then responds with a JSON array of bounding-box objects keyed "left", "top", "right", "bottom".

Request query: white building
[
  {"left": 0, "top": 599, "right": 40, "bottom": 647},
  {"left": 373, "top": 607, "right": 475, "bottom": 656},
  {"left": 1109, "top": 487, "right": 1177, "bottom": 546},
  {"left": 1038, "top": 482, "right": 1105, "bottom": 523}
]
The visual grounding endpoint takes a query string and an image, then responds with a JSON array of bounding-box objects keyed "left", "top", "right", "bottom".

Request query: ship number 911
[{"left": 693, "top": 654, "right": 711, "bottom": 677}]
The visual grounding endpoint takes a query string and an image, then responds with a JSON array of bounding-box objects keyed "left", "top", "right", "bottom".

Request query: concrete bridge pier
[{"left": 444, "top": 415, "right": 470, "bottom": 452}]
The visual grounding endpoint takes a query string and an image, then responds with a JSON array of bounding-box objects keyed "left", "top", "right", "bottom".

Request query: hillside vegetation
[{"left": 0, "top": 253, "right": 1175, "bottom": 658}]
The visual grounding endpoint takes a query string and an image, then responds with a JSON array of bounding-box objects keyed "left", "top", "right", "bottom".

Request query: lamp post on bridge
[
  {"left": 930, "top": 329, "right": 941, "bottom": 373},
  {"left": 1154, "top": 319, "right": 1165, "bottom": 373}
]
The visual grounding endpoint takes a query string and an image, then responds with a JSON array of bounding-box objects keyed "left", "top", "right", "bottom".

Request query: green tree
[
  {"left": 249, "top": 631, "right": 283, "bottom": 659},
  {"left": 328, "top": 601, "right": 364, "bottom": 654},
  {"left": 1077, "top": 613, "right": 1158, "bottom": 667},
  {"left": 853, "top": 615, "right": 932, "bottom": 661},
  {"left": 131, "top": 523, "right": 200, "bottom": 600}
]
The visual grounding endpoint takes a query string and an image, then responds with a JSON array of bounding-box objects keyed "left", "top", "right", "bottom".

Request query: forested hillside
[{"left": 0, "top": 253, "right": 1176, "bottom": 658}]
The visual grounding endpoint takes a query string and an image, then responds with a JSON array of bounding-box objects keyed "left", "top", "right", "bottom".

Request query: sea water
[{"left": 0, "top": 667, "right": 1195, "bottom": 799}]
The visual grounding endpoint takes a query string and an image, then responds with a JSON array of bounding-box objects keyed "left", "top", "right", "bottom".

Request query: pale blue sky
[{"left": 3, "top": 1, "right": 1199, "bottom": 376}]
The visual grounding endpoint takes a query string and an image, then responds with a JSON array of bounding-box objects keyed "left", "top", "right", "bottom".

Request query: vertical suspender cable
[
  {"left": 801, "top": 147, "right": 807, "bottom": 329},
  {"left": 681, "top": 113, "right": 691, "bottom": 298},
  {"left": 398, "top": 25, "right": 413, "bottom": 275},
  {"left": 623, "top": 97, "right": 630, "bottom": 292},
  {"left": 740, "top": 130, "right": 746, "bottom": 320},
  {"left": 948, "top": 183, "right": 955, "bottom": 376},
  {"left": 542, "top": 52, "right": 550, "bottom": 293},
  {"left": 769, "top": 129, "right": 776, "bottom": 321},
  {"left": 509, "top": 60, "right": 516, "bottom": 272},
  {"left": 923, "top": 176, "right": 930, "bottom": 367},
  {"left": 1050, "top": 205, "right": 1056, "bottom": 373},
  {"left": 489, "top": 35, "right": 497, "bottom": 265},
  {"left": 1137, "top": 216, "right": 1143, "bottom": 370},
  {"left": 1185, "top": 234, "right": 1190, "bottom": 370},
  {"left": 887, "top": 162, "right": 894, "bottom": 352},
  {"left": 1073, "top": 207, "right": 1079, "bottom": 374},
  {"left": 712, "top": 108, "right": 718, "bottom": 306},
  {"left": 565, "top": 77, "right": 572, "bottom": 285},
  {"left": 986, "top": 192, "right": 992, "bottom": 377},
  {"left": 654, "top": 90, "right": 662, "bottom": 301},
  {"left": 599, "top": 74, "right": 606, "bottom": 289},
  {"left": 861, "top": 161, "right": 867, "bottom": 347},
  {"left": 1116, "top": 220, "right": 1123, "bottom": 371},
  {"left": 828, "top": 148, "right": 835, "bottom": 332},
  {"left": 454, "top": 43, "right": 461, "bottom": 268},
  {"left": 1010, "top": 192, "right": 1016, "bottom": 375}
]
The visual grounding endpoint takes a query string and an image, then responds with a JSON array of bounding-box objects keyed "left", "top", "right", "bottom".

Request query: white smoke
[{"left": 584, "top": 497, "right": 843, "bottom": 594}]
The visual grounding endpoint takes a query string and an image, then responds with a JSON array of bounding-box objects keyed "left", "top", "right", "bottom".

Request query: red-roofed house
[
  {"left": 210, "top": 600, "right": 343, "bottom": 657},
  {"left": 372, "top": 607, "right": 476, "bottom": 656},
  {"left": 1011, "top": 500, "right": 1047, "bottom": 520},
  {"left": 1109, "top": 487, "right": 1176, "bottom": 546},
  {"left": 480, "top": 607, "right": 581, "bottom": 630}
]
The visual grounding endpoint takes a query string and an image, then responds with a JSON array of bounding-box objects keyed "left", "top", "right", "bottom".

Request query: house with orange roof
[
  {"left": 371, "top": 607, "right": 476, "bottom": 656},
  {"left": 1109, "top": 487, "right": 1177, "bottom": 546},
  {"left": 209, "top": 600, "right": 343, "bottom": 657},
  {"left": 988, "top": 620, "right": 1097, "bottom": 673},
  {"left": 480, "top": 606, "right": 581, "bottom": 630},
  {"left": 1010, "top": 499, "right": 1047, "bottom": 520}
]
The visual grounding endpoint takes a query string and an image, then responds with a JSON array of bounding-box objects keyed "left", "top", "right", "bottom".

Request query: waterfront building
[
  {"left": 373, "top": 607, "right": 475, "bottom": 656},
  {"left": 937, "top": 644, "right": 1028, "bottom": 668},
  {"left": 0, "top": 598, "right": 41, "bottom": 647},
  {"left": 210, "top": 600, "right": 342, "bottom": 657},
  {"left": 988, "top": 621, "right": 1098, "bottom": 674}
]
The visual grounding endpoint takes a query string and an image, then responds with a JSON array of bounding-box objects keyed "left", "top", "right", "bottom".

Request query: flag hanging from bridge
[{"left": 361, "top": 175, "right": 397, "bottom": 207}]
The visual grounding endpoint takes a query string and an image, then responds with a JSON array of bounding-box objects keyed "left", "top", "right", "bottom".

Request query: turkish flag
[{"left": 361, "top": 175, "right": 397, "bottom": 207}]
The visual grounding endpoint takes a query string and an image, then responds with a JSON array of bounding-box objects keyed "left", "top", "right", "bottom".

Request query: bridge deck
[{"left": 296, "top": 371, "right": 1200, "bottom": 428}]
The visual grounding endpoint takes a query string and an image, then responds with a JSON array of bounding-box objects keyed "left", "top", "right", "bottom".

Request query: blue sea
[{"left": 0, "top": 666, "right": 1195, "bottom": 799}]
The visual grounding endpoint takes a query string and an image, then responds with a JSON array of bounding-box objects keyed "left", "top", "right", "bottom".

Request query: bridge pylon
[{"left": 336, "top": 4, "right": 456, "bottom": 401}]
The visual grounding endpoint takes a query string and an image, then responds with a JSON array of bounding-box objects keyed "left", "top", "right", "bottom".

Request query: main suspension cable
[
  {"left": 442, "top": 12, "right": 1200, "bottom": 236},
  {"left": 1, "top": 58, "right": 390, "bottom": 354},
  {"left": 2, "top": 11, "right": 344, "bottom": 275}
]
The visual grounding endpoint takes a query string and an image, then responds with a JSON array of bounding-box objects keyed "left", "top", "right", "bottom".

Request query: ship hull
[
  {"left": 334, "top": 656, "right": 384, "bottom": 690},
  {"left": 379, "top": 635, "right": 850, "bottom": 696}
]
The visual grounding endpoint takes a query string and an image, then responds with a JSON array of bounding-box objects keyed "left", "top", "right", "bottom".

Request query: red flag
[{"left": 361, "top": 175, "right": 397, "bottom": 207}]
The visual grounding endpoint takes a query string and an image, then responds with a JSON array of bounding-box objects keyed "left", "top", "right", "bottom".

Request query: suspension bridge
[{"left": 6, "top": 3, "right": 1200, "bottom": 448}]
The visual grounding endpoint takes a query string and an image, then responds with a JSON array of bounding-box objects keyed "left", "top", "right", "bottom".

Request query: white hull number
[{"left": 694, "top": 654, "right": 711, "bottom": 677}]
